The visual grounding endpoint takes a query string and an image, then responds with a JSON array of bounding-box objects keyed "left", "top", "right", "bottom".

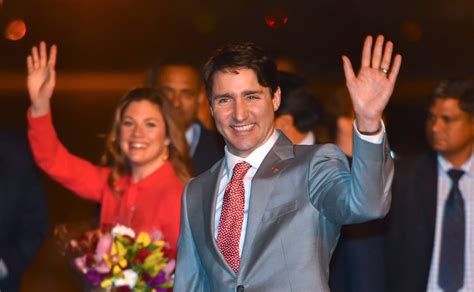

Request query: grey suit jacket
[{"left": 175, "top": 132, "right": 393, "bottom": 292}]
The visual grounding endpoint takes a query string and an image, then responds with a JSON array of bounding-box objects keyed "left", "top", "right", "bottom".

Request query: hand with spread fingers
[
  {"left": 342, "top": 35, "right": 402, "bottom": 133},
  {"left": 26, "top": 41, "right": 57, "bottom": 117}
]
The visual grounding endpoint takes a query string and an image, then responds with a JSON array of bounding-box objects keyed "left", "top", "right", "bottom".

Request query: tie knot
[
  {"left": 448, "top": 169, "right": 465, "bottom": 185},
  {"left": 231, "top": 161, "right": 252, "bottom": 181}
]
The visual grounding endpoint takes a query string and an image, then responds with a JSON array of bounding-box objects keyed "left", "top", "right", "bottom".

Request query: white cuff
[
  {"left": 353, "top": 120, "right": 385, "bottom": 144},
  {"left": 0, "top": 258, "right": 8, "bottom": 279}
]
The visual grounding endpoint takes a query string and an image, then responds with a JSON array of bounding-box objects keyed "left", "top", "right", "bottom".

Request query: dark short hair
[
  {"left": 203, "top": 42, "right": 279, "bottom": 99},
  {"left": 145, "top": 58, "right": 201, "bottom": 88},
  {"left": 275, "top": 71, "right": 321, "bottom": 133},
  {"left": 429, "top": 79, "right": 474, "bottom": 114}
]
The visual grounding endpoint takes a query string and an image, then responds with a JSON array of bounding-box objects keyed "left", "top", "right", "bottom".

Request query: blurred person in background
[
  {"left": 387, "top": 79, "right": 474, "bottom": 292},
  {"left": 322, "top": 88, "right": 355, "bottom": 157},
  {"left": 25, "top": 42, "right": 190, "bottom": 258},
  {"left": 146, "top": 59, "right": 224, "bottom": 176},
  {"left": 0, "top": 130, "right": 48, "bottom": 292},
  {"left": 274, "top": 71, "right": 323, "bottom": 145},
  {"left": 197, "top": 89, "right": 217, "bottom": 131}
]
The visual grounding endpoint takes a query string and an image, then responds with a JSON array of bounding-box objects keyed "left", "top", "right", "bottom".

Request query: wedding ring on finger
[{"left": 380, "top": 67, "right": 389, "bottom": 76}]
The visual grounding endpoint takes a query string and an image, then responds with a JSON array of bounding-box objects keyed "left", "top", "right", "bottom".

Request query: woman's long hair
[{"left": 101, "top": 88, "right": 191, "bottom": 194}]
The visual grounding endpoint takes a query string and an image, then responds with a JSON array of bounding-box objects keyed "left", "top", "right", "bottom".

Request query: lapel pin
[{"left": 271, "top": 166, "right": 280, "bottom": 173}]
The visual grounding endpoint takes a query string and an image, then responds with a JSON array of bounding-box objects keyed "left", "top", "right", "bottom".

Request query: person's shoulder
[
  {"left": 292, "top": 143, "right": 350, "bottom": 171},
  {"left": 198, "top": 124, "right": 225, "bottom": 149},
  {"left": 0, "top": 129, "right": 38, "bottom": 180},
  {"left": 198, "top": 124, "right": 215, "bottom": 137},
  {"left": 392, "top": 151, "right": 437, "bottom": 191},
  {"left": 187, "top": 157, "right": 224, "bottom": 187},
  {"left": 395, "top": 151, "right": 436, "bottom": 173},
  {"left": 295, "top": 143, "right": 345, "bottom": 159},
  {"left": 0, "top": 129, "right": 31, "bottom": 160},
  {"left": 0, "top": 129, "right": 27, "bottom": 148}
]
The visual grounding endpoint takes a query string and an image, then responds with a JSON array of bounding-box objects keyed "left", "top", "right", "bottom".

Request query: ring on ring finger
[{"left": 380, "top": 67, "right": 389, "bottom": 75}]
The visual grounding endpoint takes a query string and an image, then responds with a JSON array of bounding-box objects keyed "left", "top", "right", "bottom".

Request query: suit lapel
[
  {"left": 0, "top": 157, "right": 8, "bottom": 224},
  {"left": 416, "top": 152, "right": 438, "bottom": 240},
  {"left": 239, "top": 134, "right": 294, "bottom": 272},
  {"left": 402, "top": 152, "right": 438, "bottom": 289},
  {"left": 198, "top": 159, "right": 237, "bottom": 273}
]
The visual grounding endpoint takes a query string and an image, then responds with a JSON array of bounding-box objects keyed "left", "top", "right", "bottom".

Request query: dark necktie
[
  {"left": 217, "top": 161, "right": 251, "bottom": 273},
  {"left": 438, "top": 168, "right": 465, "bottom": 292}
]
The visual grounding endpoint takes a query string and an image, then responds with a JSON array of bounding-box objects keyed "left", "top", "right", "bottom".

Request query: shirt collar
[
  {"left": 185, "top": 122, "right": 201, "bottom": 155},
  {"left": 298, "top": 131, "right": 315, "bottom": 145},
  {"left": 224, "top": 129, "right": 279, "bottom": 178},
  {"left": 437, "top": 151, "right": 474, "bottom": 177}
]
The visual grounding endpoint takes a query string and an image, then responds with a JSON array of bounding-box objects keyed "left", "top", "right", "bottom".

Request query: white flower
[
  {"left": 111, "top": 224, "right": 136, "bottom": 238},
  {"left": 114, "top": 269, "right": 138, "bottom": 288}
]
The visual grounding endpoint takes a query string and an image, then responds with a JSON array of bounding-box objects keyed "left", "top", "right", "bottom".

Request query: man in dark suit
[
  {"left": 175, "top": 35, "right": 401, "bottom": 291},
  {"left": 0, "top": 130, "right": 48, "bottom": 292},
  {"left": 146, "top": 59, "right": 224, "bottom": 175},
  {"left": 387, "top": 80, "right": 474, "bottom": 292}
]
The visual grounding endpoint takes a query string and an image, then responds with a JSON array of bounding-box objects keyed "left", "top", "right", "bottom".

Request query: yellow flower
[
  {"left": 100, "top": 278, "right": 113, "bottom": 288},
  {"left": 154, "top": 240, "right": 165, "bottom": 248},
  {"left": 113, "top": 264, "right": 122, "bottom": 275},
  {"left": 119, "top": 257, "right": 128, "bottom": 268},
  {"left": 103, "top": 254, "right": 112, "bottom": 268},
  {"left": 137, "top": 232, "right": 151, "bottom": 247},
  {"left": 111, "top": 242, "right": 117, "bottom": 256},
  {"left": 116, "top": 241, "right": 127, "bottom": 256}
]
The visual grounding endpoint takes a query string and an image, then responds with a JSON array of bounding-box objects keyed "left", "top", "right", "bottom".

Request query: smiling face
[
  {"left": 426, "top": 97, "right": 473, "bottom": 163},
  {"left": 119, "top": 100, "right": 170, "bottom": 174},
  {"left": 210, "top": 68, "right": 280, "bottom": 158}
]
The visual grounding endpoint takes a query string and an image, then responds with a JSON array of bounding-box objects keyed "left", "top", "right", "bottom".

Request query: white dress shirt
[
  {"left": 299, "top": 131, "right": 316, "bottom": 145},
  {"left": 214, "top": 123, "right": 385, "bottom": 256},
  {"left": 427, "top": 152, "right": 474, "bottom": 292},
  {"left": 0, "top": 258, "right": 8, "bottom": 279},
  {"left": 185, "top": 122, "right": 201, "bottom": 156}
]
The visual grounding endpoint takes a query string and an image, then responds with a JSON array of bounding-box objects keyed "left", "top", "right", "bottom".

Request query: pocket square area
[{"left": 263, "top": 200, "right": 299, "bottom": 222}]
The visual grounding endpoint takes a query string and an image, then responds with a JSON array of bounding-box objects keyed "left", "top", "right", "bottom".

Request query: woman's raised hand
[{"left": 27, "top": 41, "right": 57, "bottom": 117}]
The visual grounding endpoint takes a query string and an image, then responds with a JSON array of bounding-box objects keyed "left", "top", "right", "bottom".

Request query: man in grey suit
[{"left": 175, "top": 35, "right": 402, "bottom": 291}]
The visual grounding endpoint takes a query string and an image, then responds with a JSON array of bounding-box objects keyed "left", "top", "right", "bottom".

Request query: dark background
[
  {"left": 1, "top": 0, "right": 474, "bottom": 75},
  {"left": 0, "top": 0, "right": 473, "bottom": 290}
]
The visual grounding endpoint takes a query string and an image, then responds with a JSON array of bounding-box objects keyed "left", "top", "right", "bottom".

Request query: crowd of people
[{"left": 1, "top": 34, "right": 472, "bottom": 292}]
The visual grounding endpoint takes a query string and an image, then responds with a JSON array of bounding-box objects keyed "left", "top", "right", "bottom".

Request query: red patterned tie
[{"left": 217, "top": 161, "right": 252, "bottom": 273}]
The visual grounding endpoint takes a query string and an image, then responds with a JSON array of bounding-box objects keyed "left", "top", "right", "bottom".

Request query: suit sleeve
[
  {"left": 309, "top": 133, "right": 393, "bottom": 225},
  {"left": 0, "top": 134, "right": 48, "bottom": 281},
  {"left": 174, "top": 183, "right": 209, "bottom": 291},
  {"left": 27, "top": 110, "right": 109, "bottom": 202}
]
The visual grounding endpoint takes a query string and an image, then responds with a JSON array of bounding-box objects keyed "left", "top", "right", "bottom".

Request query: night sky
[{"left": 0, "top": 0, "right": 473, "bottom": 78}]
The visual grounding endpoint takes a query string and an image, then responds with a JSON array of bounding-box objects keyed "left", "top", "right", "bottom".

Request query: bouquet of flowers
[{"left": 67, "top": 224, "right": 174, "bottom": 291}]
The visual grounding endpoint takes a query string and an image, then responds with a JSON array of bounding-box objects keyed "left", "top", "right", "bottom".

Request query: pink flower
[
  {"left": 94, "top": 233, "right": 113, "bottom": 273},
  {"left": 74, "top": 255, "right": 87, "bottom": 272},
  {"left": 163, "top": 259, "right": 176, "bottom": 278},
  {"left": 95, "top": 233, "right": 113, "bottom": 259},
  {"left": 151, "top": 230, "right": 163, "bottom": 241}
]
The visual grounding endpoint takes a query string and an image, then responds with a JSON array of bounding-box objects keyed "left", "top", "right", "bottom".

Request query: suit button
[{"left": 236, "top": 285, "right": 245, "bottom": 292}]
